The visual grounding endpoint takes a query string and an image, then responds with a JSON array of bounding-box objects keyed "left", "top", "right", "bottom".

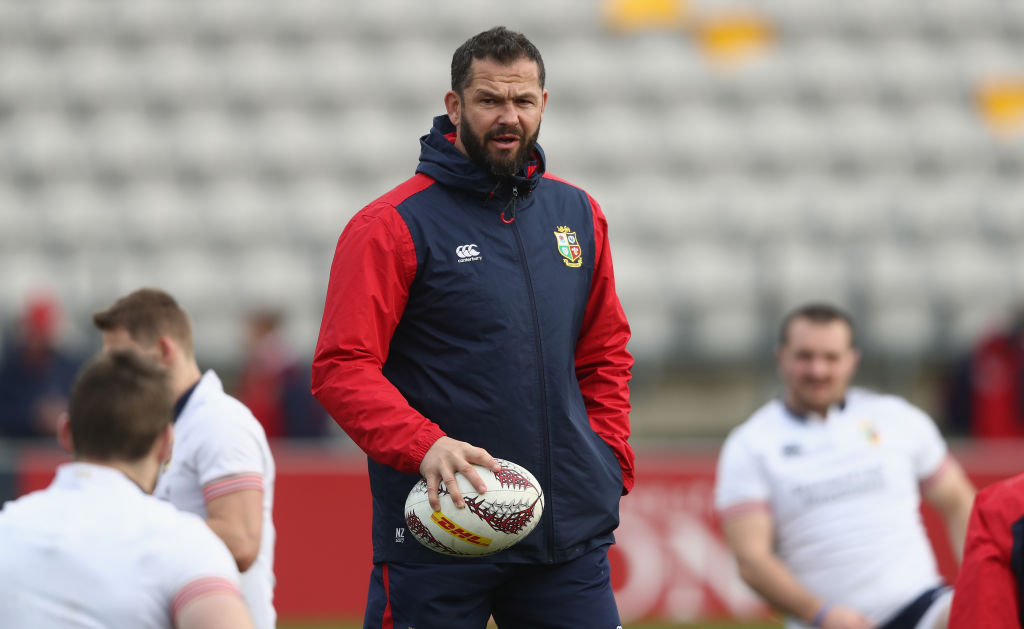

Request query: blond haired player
[
  {"left": 94, "top": 288, "right": 277, "bottom": 629},
  {"left": 0, "top": 350, "right": 252, "bottom": 629},
  {"left": 715, "top": 303, "right": 975, "bottom": 629}
]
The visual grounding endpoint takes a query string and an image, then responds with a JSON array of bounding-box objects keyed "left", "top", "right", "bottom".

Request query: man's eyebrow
[
  {"left": 471, "top": 87, "right": 539, "bottom": 100},
  {"left": 471, "top": 87, "right": 503, "bottom": 99}
]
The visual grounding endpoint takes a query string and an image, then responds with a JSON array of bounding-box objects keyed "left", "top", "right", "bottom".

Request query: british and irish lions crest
[{"left": 554, "top": 226, "right": 582, "bottom": 268}]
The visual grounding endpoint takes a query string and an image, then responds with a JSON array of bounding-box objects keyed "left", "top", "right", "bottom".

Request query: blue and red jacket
[
  {"left": 950, "top": 472, "right": 1024, "bottom": 628},
  {"left": 312, "top": 115, "right": 634, "bottom": 564}
]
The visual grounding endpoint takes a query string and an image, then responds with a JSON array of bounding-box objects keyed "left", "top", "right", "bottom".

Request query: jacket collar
[{"left": 415, "top": 115, "right": 545, "bottom": 202}]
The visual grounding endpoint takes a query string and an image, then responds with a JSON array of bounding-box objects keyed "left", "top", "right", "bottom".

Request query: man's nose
[
  {"left": 496, "top": 102, "right": 518, "bottom": 125},
  {"left": 807, "top": 358, "right": 830, "bottom": 377}
]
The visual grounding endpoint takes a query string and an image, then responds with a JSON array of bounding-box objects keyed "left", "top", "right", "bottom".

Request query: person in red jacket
[
  {"left": 950, "top": 472, "right": 1024, "bottom": 627},
  {"left": 235, "top": 308, "right": 328, "bottom": 439},
  {"left": 945, "top": 309, "right": 1024, "bottom": 438},
  {"left": 312, "top": 26, "right": 633, "bottom": 629}
]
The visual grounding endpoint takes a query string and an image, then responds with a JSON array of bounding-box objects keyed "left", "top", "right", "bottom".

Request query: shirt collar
[
  {"left": 55, "top": 461, "right": 147, "bottom": 495},
  {"left": 782, "top": 397, "right": 847, "bottom": 423},
  {"left": 174, "top": 380, "right": 200, "bottom": 422}
]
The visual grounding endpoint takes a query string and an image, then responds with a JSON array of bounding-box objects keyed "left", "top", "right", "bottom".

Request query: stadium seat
[{"left": 1, "top": 0, "right": 1022, "bottom": 379}]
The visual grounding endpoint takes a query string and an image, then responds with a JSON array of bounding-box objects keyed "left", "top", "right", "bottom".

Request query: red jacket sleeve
[
  {"left": 311, "top": 201, "right": 445, "bottom": 474},
  {"left": 576, "top": 196, "right": 635, "bottom": 494},
  {"left": 950, "top": 477, "right": 1024, "bottom": 628}
]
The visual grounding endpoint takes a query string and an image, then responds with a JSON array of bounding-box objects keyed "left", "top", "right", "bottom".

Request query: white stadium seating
[{"left": 2, "top": 0, "right": 1023, "bottom": 376}]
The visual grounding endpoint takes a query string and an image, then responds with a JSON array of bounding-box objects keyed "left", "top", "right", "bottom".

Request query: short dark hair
[
  {"left": 69, "top": 350, "right": 174, "bottom": 462},
  {"left": 778, "top": 303, "right": 857, "bottom": 348},
  {"left": 451, "top": 26, "right": 545, "bottom": 94},
  {"left": 93, "top": 288, "right": 194, "bottom": 355}
]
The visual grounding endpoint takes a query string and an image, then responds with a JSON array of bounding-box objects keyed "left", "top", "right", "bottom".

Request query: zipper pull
[{"left": 501, "top": 186, "right": 518, "bottom": 224}]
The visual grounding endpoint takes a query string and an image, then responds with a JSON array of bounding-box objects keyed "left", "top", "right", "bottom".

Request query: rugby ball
[{"left": 404, "top": 458, "right": 544, "bottom": 556}]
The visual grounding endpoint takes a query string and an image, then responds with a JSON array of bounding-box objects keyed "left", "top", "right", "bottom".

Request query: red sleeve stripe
[
  {"left": 382, "top": 563, "right": 394, "bottom": 629},
  {"left": 202, "top": 474, "right": 264, "bottom": 502},
  {"left": 170, "top": 577, "right": 239, "bottom": 620}
]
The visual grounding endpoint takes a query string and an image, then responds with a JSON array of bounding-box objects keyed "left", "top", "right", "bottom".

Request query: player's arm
[
  {"left": 573, "top": 194, "right": 634, "bottom": 493},
  {"left": 175, "top": 586, "right": 253, "bottom": 629},
  {"left": 921, "top": 456, "right": 976, "bottom": 562},
  {"left": 311, "top": 202, "right": 497, "bottom": 504},
  {"left": 173, "top": 578, "right": 253, "bottom": 629},
  {"left": 203, "top": 475, "right": 264, "bottom": 572},
  {"left": 721, "top": 508, "right": 872, "bottom": 629},
  {"left": 312, "top": 204, "right": 449, "bottom": 474}
]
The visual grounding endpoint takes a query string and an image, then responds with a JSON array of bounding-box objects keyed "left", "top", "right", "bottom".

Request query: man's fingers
[
  {"left": 465, "top": 445, "right": 500, "bottom": 474},
  {"left": 426, "top": 475, "right": 442, "bottom": 512},
  {"left": 419, "top": 437, "right": 502, "bottom": 510},
  {"left": 443, "top": 471, "right": 466, "bottom": 509},
  {"left": 460, "top": 463, "right": 489, "bottom": 495},
  {"left": 479, "top": 451, "right": 501, "bottom": 473}
]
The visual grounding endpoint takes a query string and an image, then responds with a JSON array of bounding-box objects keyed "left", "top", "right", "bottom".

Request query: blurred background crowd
[{"left": 2, "top": 0, "right": 1024, "bottom": 446}]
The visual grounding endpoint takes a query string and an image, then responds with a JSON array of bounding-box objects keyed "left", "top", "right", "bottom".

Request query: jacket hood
[{"left": 415, "top": 115, "right": 546, "bottom": 200}]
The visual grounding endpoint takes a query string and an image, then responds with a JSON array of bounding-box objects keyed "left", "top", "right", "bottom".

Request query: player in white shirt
[
  {"left": 94, "top": 288, "right": 277, "bottom": 629},
  {"left": 715, "top": 303, "right": 976, "bottom": 629},
  {"left": 0, "top": 350, "right": 253, "bottom": 629}
]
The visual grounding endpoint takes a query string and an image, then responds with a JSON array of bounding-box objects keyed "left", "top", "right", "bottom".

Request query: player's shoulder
[
  {"left": 733, "top": 398, "right": 789, "bottom": 433},
  {"left": 0, "top": 482, "right": 75, "bottom": 525},
  {"left": 142, "top": 496, "right": 239, "bottom": 569},
  {"left": 847, "top": 386, "right": 908, "bottom": 407},
  {"left": 847, "top": 387, "right": 931, "bottom": 423},
  {"left": 722, "top": 398, "right": 790, "bottom": 449},
  {"left": 541, "top": 171, "right": 596, "bottom": 203},
  {"left": 374, "top": 173, "right": 436, "bottom": 209},
  {"left": 0, "top": 491, "right": 40, "bottom": 524},
  {"left": 187, "top": 372, "right": 268, "bottom": 436},
  {"left": 541, "top": 171, "right": 584, "bottom": 191}
]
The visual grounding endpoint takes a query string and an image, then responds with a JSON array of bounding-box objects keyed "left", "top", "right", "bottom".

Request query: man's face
[
  {"left": 776, "top": 318, "right": 860, "bottom": 416},
  {"left": 446, "top": 56, "right": 547, "bottom": 177}
]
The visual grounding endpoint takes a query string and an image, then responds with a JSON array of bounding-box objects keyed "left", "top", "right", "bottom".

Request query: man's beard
[{"left": 460, "top": 118, "right": 540, "bottom": 177}]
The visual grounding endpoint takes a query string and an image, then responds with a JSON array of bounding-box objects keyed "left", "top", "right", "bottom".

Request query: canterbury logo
[{"left": 456, "top": 244, "right": 480, "bottom": 258}]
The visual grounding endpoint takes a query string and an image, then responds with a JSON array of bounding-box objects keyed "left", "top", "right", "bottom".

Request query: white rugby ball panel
[{"left": 404, "top": 458, "right": 544, "bottom": 556}]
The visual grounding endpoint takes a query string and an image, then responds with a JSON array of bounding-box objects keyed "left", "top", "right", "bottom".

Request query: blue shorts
[
  {"left": 877, "top": 584, "right": 952, "bottom": 629},
  {"left": 363, "top": 544, "right": 621, "bottom": 629}
]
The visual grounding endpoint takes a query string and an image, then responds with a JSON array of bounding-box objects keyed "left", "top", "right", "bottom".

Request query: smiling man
[
  {"left": 312, "top": 26, "right": 633, "bottom": 629},
  {"left": 715, "top": 303, "right": 976, "bottom": 629}
]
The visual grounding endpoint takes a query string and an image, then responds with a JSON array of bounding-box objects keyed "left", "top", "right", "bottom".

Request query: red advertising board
[{"left": 12, "top": 440, "right": 1024, "bottom": 624}]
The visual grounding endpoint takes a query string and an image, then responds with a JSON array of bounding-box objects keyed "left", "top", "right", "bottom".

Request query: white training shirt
[
  {"left": 155, "top": 370, "right": 277, "bottom": 629},
  {"left": 715, "top": 387, "right": 949, "bottom": 628},
  {"left": 0, "top": 462, "right": 240, "bottom": 628}
]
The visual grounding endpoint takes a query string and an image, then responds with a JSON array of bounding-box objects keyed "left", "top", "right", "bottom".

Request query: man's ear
[
  {"left": 156, "top": 336, "right": 177, "bottom": 366},
  {"left": 57, "top": 412, "right": 73, "bottom": 455},
  {"left": 444, "top": 90, "right": 461, "bottom": 126}
]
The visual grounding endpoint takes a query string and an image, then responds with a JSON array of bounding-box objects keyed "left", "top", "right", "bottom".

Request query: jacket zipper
[
  {"left": 506, "top": 185, "right": 555, "bottom": 560},
  {"left": 500, "top": 185, "right": 518, "bottom": 224}
]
